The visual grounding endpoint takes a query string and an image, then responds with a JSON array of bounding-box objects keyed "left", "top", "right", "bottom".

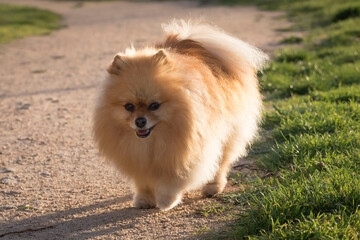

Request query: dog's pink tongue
[{"left": 137, "top": 129, "right": 149, "bottom": 135}]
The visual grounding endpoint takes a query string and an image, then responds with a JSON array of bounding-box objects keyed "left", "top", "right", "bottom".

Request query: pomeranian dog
[{"left": 93, "top": 20, "right": 268, "bottom": 210}]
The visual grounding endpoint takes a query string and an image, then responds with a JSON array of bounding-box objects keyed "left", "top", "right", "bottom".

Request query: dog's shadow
[
  {"left": 0, "top": 193, "right": 212, "bottom": 239},
  {"left": 0, "top": 195, "right": 159, "bottom": 239}
]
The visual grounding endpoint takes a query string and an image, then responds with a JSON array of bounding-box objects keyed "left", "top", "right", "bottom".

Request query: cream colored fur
[{"left": 93, "top": 19, "right": 268, "bottom": 210}]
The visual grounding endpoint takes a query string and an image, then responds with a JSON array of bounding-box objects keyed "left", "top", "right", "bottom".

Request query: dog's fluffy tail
[{"left": 162, "top": 19, "right": 268, "bottom": 73}]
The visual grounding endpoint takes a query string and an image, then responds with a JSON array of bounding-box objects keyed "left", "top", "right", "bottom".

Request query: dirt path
[{"left": 0, "top": 1, "right": 291, "bottom": 239}]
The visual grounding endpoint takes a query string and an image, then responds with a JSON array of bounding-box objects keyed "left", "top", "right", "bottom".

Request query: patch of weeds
[
  {"left": 31, "top": 70, "right": 47, "bottom": 74},
  {"left": 316, "top": 46, "right": 360, "bottom": 64},
  {"left": 310, "top": 85, "right": 360, "bottom": 103},
  {"left": 279, "top": 36, "right": 303, "bottom": 44},
  {"left": 332, "top": 6, "right": 360, "bottom": 22},
  {"left": 199, "top": 202, "right": 234, "bottom": 220},
  {"left": 275, "top": 48, "right": 309, "bottom": 63},
  {"left": 17, "top": 205, "right": 32, "bottom": 210},
  {"left": 194, "top": 225, "right": 210, "bottom": 235},
  {"left": 256, "top": 209, "right": 360, "bottom": 239},
  {"left": 265, "top": 100, "right": 360, "bottom": 142},
  {"left": 276, "top": 27, "right": 294, "bottom": 32},
  {"left": 0, "top": 4, "right": 62, "bottom": 44}
]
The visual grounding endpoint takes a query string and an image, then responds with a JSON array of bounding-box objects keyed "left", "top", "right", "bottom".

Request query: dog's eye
[
  {"left": 124, "top": 103, "right": 135, "bottom": 112},
  {"left": 148, "top": 102, "right": 160, "bottom": 111}
]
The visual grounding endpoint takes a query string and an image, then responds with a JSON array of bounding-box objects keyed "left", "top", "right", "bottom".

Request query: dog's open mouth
[{"left": 136, "top": 126, "right": 154, "bottom": 138}]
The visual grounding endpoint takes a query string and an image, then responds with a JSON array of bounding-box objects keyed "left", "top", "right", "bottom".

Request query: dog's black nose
[{"left": 135, "top": 117, "right": 147, "bottom": 128}]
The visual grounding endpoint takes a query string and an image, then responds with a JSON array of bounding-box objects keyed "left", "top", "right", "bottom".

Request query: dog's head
[{"left": 100, "top": 49, "right": 190, "bottom": 140}]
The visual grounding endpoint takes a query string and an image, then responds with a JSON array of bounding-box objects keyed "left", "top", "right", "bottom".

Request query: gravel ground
[{"left": 0, "top": 1, "right": 293, "bottom": 239}]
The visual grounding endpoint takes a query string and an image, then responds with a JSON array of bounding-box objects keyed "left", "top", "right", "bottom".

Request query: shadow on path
[{"left": 0, "top": 195, "right": 159, "bottom": 239}]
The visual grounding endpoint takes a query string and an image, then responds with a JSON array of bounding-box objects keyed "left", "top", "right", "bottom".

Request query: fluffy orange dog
[{"left": 93, "top": 20, "right": 268, "bottom": 210}]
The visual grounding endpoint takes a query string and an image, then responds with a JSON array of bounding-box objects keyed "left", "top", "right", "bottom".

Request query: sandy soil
[{"left": 0, "top": 1, "right": 293, "bottom": 239}]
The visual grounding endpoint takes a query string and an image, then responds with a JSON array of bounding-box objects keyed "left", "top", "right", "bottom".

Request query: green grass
[
  {"left": 212, "top": 0, "right": 360, "bottom": 239},
  {"left": 279, "top": 36, "right": 303, "bottom": 44},
  {"left": 0, "top": 4, "right": 62, "bottom": 44}
]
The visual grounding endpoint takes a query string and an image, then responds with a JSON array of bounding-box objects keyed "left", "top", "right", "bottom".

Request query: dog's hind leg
[{"left": 202, "top": 136, "right": 245, "bottom": 197}]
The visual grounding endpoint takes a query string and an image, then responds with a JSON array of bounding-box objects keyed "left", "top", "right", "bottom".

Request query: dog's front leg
[
  {"left": 133, "top": 183, "right": 156, "bottom": 209},
  {"left": 155, "top": 184, "right": 183, "bottom": 211}
]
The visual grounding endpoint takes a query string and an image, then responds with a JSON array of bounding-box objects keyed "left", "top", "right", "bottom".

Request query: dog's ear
[
  {"left": 107, "top": 55, "right": 125, "bottom": 75},
  {"left": 153, "top": 49, "right": 168, "bottom": 65}
]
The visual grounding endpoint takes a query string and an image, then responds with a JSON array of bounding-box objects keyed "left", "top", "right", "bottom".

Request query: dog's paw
[
  {"left": 134, "top": 193, "right": 156, "bottom": 209},
  {"left": 155, "top": 186, "right": 182, "bottom": 211},
  {"left": 156, "top": 194, "right": 182, "bottom": 211},
  {"left": 202, "top": 179, "right": 227, "bottom": 197}
]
